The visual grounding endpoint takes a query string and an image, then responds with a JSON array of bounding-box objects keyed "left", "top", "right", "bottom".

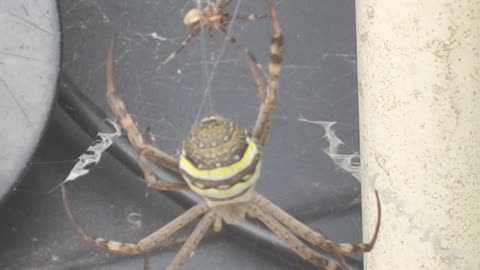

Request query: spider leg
[
  {"left": 163, "top": 27, "right": 201, "bottom": 64},
  {"left": 248, "top": 204, "right": 346, "bottom": 270},
  {"left": 215, "top": 25, "right": 237, "bottom": 44},
  {"left": 106, "top": 47, "right": 189, "bottom": 191},
  {"left": 253, "top": 194, "right": 348, "bottom": 268},
  {"left": 138, "top": 151, "right": 189, "bottom": 191},
  {"left": 254, "top": 191, "right": 381, "bottom": 253},
  {"left": 257, "top": 191, "right": 381, "bottom": 254},
  {"left": 244, "top": 49, "right": 266, "bottom": 105},
  {"left": 143, "top": 253, "right": 150, "bottom": 270},
  {"left": 252, "top": 0, "right": 283, "bottom": 147},
  {"left": 233, "top": 13, "right": 268, "bottom": 21},
  {"left": 166, "top": 212, "right": 216, "bottom": 270},
  {"left": 218, "top": 0, "right": 266, "bottom": 21},
  {"left": 208, "top": 26, "right": 214, "bottom": 39},
  {"left": 62, "top": 185, "right": 209, "bottom": 255},
  {"left": 141, "top": 126, "right": 153, "bottom": 145},
  {"left": 217, "top": 0, "right": 230, "bottom": 8}
]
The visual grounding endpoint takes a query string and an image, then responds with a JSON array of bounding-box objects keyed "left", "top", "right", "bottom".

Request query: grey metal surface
[
  {"left": 0, "top": 0, "right": 365, "bottom": 269},
  {"left": 0, "top": 0, "right": 60, "bottom": 200}
]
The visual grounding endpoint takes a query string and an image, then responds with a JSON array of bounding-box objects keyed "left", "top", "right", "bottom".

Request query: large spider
[
  {"left": 162, "top": 0, "right": 267, "bottom": 64},
  {"left": 62, "top": 1, "right": 381, "bottom": 269}
]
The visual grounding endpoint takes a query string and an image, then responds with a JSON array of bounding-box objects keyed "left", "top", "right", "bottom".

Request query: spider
[
  {"left": 61, "top": 1, "right": 381, "bottom": 269},
  {"left": 162, "top": 0, "right": 267, "bottom": 64}
]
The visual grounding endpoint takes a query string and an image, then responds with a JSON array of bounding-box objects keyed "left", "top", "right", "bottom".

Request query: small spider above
[
  {"left": 62, "top": 0, "right": 381, "bottom": 269},
  {"left": 162, "top": 0, "right": 267, "bottom": 64}
]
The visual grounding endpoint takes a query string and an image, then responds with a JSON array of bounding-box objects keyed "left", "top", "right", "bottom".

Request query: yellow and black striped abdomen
[{"left": 179, "top": 115, "right": 261, "bottom": 205}]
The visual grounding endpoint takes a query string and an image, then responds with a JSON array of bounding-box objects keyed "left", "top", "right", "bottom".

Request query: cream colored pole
[{"left": 356, "top": 1, "right": 480, "bottom": 269}]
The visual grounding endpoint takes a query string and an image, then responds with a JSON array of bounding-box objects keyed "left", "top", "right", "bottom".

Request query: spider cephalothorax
[
  {"left": 183, "top": 6, "right": 225, "bottom": 31},
  {"left": 180, "top": 114, "right": 261, "bottom": 207}
]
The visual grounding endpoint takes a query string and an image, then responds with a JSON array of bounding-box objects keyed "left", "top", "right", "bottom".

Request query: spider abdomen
[{"left": 179, "top": 115, "right": 261, "bottom": 206}]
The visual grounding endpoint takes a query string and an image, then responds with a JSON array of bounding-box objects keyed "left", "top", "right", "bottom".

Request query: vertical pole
[{"left": 356, "top": 1, "right": 480, "bottom": 269}]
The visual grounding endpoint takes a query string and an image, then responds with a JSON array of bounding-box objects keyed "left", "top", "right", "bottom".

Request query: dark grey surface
[
  {"left": 0, "top": 0, "right": 60, "bottom": 201},
  {"left": 0, "top": 0, "right": 363, "bottom": 269}
]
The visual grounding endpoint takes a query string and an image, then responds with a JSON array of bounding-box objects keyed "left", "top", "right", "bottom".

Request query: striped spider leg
[
  {"left": 62, "top": 0, "right": 381, "bottom": 269},
  {"left": 239, "top": 6, "right": 381, "bottom": 269},
  {"left": 104, "top": 43, "right": 190, "bottom": 193},
  {"left": 163, "top": 0, "right": 267, "bottom": 64},
  {"left": 248, "top": 192, "right": 381, "bottom": 270}
]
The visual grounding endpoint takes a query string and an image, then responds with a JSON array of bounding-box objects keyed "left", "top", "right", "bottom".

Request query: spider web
[
  {"left": 192, "top": 0, "right": 244, "bottom": 123},
  {"left": 0, "top": 0, "right": 473, "bottom": 270}
]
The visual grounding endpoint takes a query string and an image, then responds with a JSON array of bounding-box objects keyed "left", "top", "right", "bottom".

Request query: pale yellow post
[{"left": 356, "top": 0, "right": 480, "bottom": 269}]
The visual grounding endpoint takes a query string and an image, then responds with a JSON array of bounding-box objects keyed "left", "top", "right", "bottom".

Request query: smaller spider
[{"left": 163, "top": 0, "right": 267, "bottom": 64}]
